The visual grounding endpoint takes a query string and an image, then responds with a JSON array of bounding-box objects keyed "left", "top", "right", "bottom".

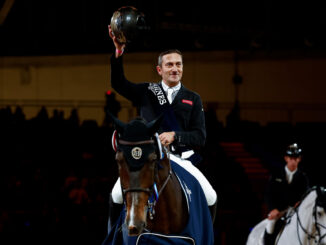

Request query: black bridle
[
  {"left": 118, "top": 139, "right": 172, "bottom": 220},
  {"left": 295, "top": 201, "right": 326, "bottom": 245},
  {"left": 277, "top": 189, "right": 326, "bottom": 245}
]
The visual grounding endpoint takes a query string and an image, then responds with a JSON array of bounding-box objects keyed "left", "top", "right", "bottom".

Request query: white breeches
[
  {"left": 111, "top": 153, "right": 217, "bottom": 206},
  {"left": 111, "top": 178, "right": 123, "bottom": 204},
  {"left": 265, "top": 219, "right": 277, "bottom": 234}
]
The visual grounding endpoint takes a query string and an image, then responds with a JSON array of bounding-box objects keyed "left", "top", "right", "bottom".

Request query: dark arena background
[{"left": 1, "top": 0, "right": 326, "bottom": 244}]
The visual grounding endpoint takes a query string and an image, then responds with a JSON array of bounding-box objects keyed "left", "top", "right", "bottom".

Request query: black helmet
[
  {"left": 285, "top": 143, "right": 302, "bottom": 157},
  {"left": 110, "top": 6, "right": 147, "bottom": 44}
]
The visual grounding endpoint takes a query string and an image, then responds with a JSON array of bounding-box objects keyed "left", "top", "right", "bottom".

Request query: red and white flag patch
[{"left": 182, "top": 99, "right": 193, "bottom": 106}]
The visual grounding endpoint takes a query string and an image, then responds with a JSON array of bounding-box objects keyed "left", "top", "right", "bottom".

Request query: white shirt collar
[
  {"left": 285, "top": 165, "right": 297, "bottom": 184},
  {"left": 161, "top": 81, "right": 181, "bottom": 92}
]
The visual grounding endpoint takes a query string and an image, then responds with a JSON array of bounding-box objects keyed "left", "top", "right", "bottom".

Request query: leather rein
[{"left": 277, "top": 189, "right": 326, "bottom": 245}]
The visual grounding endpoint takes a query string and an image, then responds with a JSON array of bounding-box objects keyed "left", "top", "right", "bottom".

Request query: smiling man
[{"left": 107, "top": 25, "right": 217, "bottom": 227}]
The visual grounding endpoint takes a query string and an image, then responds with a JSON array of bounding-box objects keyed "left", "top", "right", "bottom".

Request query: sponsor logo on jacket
[{"left": 182, "top": 99, "right": 193, "bottom": 106}]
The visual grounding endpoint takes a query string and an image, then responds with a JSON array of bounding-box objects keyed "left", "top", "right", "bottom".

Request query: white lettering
[
  {"left": 159, "top": 99, "right": 167, "bottom": 105},
  {"left": 148, "top": 83, "right": 167, "bottom": 105}
]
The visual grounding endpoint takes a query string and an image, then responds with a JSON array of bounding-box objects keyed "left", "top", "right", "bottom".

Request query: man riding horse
[
  {"left": 107, "top": 25, "right": 217, "bottom": 229},
  {"left": 105, "top": 115, "right": 214, "bottom": 244},
  {"left": 263, "top": 143, "right": 309, "bottom": 245},
  {"left": 247, "top": 186, "right": 326, "bottom": 245}
]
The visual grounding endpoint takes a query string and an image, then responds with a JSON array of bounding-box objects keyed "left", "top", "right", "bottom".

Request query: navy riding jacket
[
  {"left": 265, "top": 166, "right": 309, "bottom": 211},
  {"left": 110, "top": 55, "right": 206, "bottom": 152}
]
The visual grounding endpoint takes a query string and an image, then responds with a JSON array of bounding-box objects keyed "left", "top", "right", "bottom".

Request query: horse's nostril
[
  {"left": 128, "top": 222, "right": 145, "bottom": 236},
  {"left": 128, "top": 225, "right": 140, "bottom": 236}
]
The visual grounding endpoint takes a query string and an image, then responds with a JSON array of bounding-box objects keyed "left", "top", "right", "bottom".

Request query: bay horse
[
  {"left": 246, "top": 186, "right": 326, "bottom": 245},
  {"left": 105, "top": 115, "right": 214, "bottom": 245}
]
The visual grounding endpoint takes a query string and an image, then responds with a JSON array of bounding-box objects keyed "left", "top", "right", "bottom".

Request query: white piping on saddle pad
[{"left": 136, "top": 232, "right": 195, "bottom": 245}]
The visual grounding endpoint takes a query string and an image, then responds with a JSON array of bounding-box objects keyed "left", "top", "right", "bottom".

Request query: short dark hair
[{"left": 158, "top": 49, "right": 183, "bottom": 67}]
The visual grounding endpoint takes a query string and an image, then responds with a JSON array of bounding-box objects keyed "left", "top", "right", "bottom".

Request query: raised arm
[{"left": 108, "top": 25, "right": 146, "bottom": 105}]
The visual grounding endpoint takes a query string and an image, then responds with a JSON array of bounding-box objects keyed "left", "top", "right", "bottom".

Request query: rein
[
  {"left": 147, "top": 163, "right": 172, "bottom": 220},
  {"left": 274, "top": 188, "right": 326, "bottom": 245},
  {"left": 288, "top": 198, "right": 326, "bottom": 245}
]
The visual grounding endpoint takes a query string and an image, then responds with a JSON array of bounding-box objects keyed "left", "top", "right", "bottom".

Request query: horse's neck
[
  {"left": 297, "top": 191, "right": 317, "bottom": 233},
  {"left": 155, "top": 156, "right": 180, "bottom": 212},
  {"left": 147, "top": 156, "right": 188, "bottom": 234},
  {"left": 278, "top": 191, "right": 317, "bottom": 244}
]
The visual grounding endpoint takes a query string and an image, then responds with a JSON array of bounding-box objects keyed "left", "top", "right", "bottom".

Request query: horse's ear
[
  {"left": 147, "top": 114, "right": 164, "bottom": 136},
  {"left": 107, "top": 111, "right": 126, "bottom": 134}
]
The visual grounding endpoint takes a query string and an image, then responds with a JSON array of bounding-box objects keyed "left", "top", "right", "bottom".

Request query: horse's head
[
  {"left": 275, "top": 186, "right": 326, "bottom": 244},
  {"left": 111, "top": 115, "right": 164, "bottom": 236},
  {"left": 312, "top": 186, "right": 326, "bottom": 244}
]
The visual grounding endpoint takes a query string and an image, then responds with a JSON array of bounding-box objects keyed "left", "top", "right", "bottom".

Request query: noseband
[{"left": 118, "top": 138, "right": 172, "bottom": 220}]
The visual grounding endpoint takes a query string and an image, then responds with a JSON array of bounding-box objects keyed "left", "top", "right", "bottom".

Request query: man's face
[
  {"left": 284, "top": 156, "right": 301, "bottom": 171},
  {"left": 156, "top": 53, "right": 183, "bottom": 87}
]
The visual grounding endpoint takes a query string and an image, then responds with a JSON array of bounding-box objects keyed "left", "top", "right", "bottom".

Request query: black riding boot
[
  {"left": 108, "top": 194, "right": 123, "bottom": 228},
  {"left": 263, "top": 230, "right": 275, "bottom": 245},
  {"left": 208, "top": 200, "right": 217, "bottom": 224}
]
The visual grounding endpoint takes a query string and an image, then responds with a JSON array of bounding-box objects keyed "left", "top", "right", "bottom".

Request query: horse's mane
[
  {"left": 295, "top": 186, "right": 317, "bottom": 212},
  {"left": 299, "top": 186, "right": 317, "bottom": 203}
]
